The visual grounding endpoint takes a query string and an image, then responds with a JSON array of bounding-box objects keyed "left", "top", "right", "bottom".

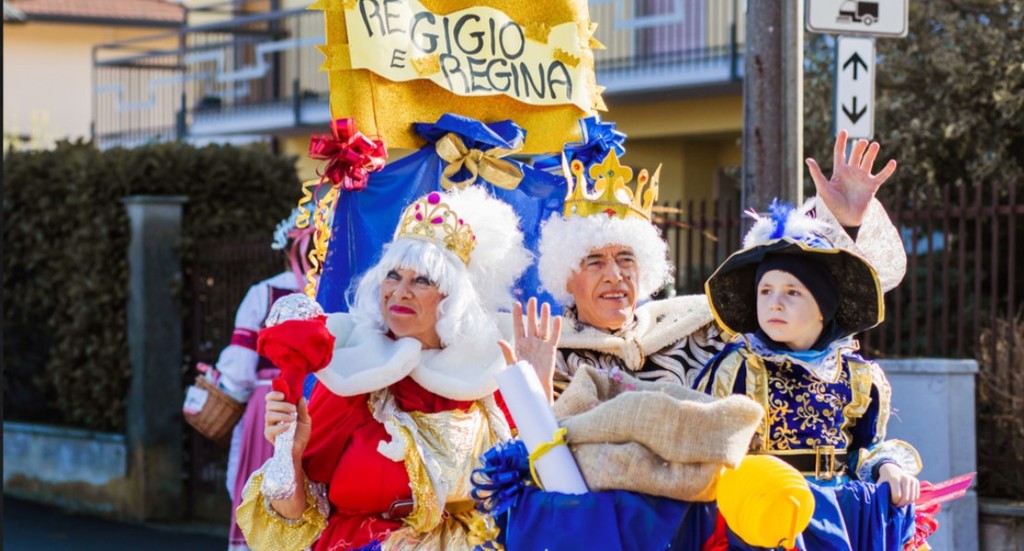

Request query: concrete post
[
  {"left": 122, "top": 195, "right": 189, "bottom": 521},
  {"left": 879, "top": 358, "right": 980, "bottom": 551}
]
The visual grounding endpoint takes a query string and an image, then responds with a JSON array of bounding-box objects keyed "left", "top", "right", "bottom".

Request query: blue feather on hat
[{"left": 742, "top": 199, "right": 832, "bottom": 249}]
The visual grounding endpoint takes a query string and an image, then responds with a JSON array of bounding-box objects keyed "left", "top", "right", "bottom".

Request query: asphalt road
[{"left": 2, "top": 495, "right": 226, "bottom": 550}]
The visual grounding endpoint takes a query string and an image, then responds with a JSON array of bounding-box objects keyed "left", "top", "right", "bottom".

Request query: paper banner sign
[{"left": 311, "top": 0, "right": 606, "bottom": 154}]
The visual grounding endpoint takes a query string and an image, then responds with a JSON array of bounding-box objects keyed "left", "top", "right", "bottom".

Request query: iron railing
[
  {"left": 184, "top": 238, "right": 282, "bottom": 507},
  {"left": 592, "top": 0, "right": 744, "bottom": 93},
  {"left": 92, "top": 0, "right": 743, "bottom": 149},
  {"left": 93, "top": 29, "right": 188, "bottom": 148},
  {"left": 93, "top": 3, "right": 330, "bottom": 149}
]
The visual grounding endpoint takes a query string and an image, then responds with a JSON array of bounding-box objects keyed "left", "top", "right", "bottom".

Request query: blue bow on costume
[
  {"left": 471, "top": 439, "right": 532, "bottom": 516},
  {"left": 469, "top": 440, "right": 718, "bottom": 551},
  {"left": 532, "top": 116, "right": 627, "bottom": 182},
  {"left": 315, "top": 114, "right": 566, "bottom": 313}
]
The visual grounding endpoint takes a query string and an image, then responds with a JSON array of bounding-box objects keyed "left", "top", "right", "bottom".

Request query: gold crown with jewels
[
  {"left": 563, "top": 150, "right": 660, "bottom": 221},
  {"left": 394, "top": 191, "right": 476, "bottom": 265}
]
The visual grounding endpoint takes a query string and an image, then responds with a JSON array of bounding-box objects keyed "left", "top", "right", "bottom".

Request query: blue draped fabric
[
  {"left": 302, "top": 373, "right": 318, "bottom": 400},
  {"left": 470, "top": 440, "right": 913, "bottom": 551},
  {"left": 724, "top": 481, "right": 915, "bottom": 551},
  {"left": 501, "top": 486, "right": 718, "bottom": 551},
  {"left": 315, "top": 114, "right": 566, "bottom": 314}
]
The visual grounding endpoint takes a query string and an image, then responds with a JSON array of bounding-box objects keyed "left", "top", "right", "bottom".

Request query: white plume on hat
[
  {"left": 741, "top": 200, "right": 833, "bottom": 249},
  {"left": 271, "top": 207, "right": 304, "bottom": 250},
  {"left": 445, "top": 186, "right": 531, "bottom": 311}
]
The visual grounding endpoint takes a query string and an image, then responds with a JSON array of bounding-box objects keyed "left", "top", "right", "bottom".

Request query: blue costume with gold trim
[{"left": 695, "top": 334, "right": 922, "bottom": 551}]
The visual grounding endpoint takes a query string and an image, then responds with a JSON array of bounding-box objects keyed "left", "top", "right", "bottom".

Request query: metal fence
[
  {"left": 184, "top": 238, "right": 282, "bottom": 511},
  {"left": 654, "top": 197, "right": 743, "bottom": 295},
  {"left": 591, "top": 0, "right": 743, "bottom": 90},
  {"left": 93, "top": 31, "right": 187, "bottom": 148},
  {"left": 865, "top": 182, "right": 1021, "bottom": 360}
]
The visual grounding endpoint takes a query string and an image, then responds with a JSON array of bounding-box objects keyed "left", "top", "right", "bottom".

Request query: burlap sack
[{"left": 553, "top": 365, "right": 763, "bottom": 501}]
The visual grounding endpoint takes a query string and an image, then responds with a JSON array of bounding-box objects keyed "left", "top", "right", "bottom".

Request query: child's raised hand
[
  {"left": 877, "top": 462, "right": 920, "bottom": 507},
  {"left": 806, "top": 129, "right": 897, "bottom": 227}
]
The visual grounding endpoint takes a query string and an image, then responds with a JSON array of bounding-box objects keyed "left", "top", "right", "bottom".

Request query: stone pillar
[{"left": 122, "top": 195, "right": 188, "bottom": 521}]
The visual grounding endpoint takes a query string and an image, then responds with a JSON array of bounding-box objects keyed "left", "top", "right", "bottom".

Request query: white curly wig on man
[
  {"left": 347, "top": 186, "right": 531, "bottom": 347},
  {"left": 537, "top": 213, "right": 672, "bottom": 306}
]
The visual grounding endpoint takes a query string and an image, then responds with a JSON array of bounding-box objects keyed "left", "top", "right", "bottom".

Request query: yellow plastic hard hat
[{"left": 716, "top": 455, "right": 815, "bottom": 548}]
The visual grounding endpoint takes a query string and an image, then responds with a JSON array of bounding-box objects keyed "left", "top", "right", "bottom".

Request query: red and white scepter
[{"left": 258, "top": 293, "right": 334, "bottom": 499}]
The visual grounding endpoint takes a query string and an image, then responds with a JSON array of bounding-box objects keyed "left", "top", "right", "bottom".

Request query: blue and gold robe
[{"left": 695, "top": 335, "right": 923, "bottom": 551}]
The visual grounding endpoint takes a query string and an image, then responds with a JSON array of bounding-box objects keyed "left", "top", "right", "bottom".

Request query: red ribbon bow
[{"left": 308, "top": 118, "right": 387, "bottom": 191}]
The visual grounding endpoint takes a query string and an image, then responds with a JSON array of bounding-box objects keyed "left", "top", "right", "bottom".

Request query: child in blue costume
[{"left": 695, "top": 203, "right": 925, "bottom": 551}]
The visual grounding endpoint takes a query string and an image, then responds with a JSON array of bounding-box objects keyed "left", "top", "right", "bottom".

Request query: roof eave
[{"left": 18, "top": 13, "right": 183, "bottom": 28}]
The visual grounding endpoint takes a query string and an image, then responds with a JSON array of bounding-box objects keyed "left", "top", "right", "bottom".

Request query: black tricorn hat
[{"left": 706, "top": 205, "right": 884, "bottom": 339}]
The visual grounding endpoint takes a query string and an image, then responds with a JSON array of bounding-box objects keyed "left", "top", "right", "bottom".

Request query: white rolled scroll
[{"left": 493, "top": 361, "right": 588, "bottom": 495}]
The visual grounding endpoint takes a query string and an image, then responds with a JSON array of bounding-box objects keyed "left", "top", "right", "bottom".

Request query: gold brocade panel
[{"left": 370, "top": 390, "right": 507, "bottom": 550}]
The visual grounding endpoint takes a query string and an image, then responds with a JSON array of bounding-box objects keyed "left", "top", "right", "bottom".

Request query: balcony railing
[
  {"left": 592, "top": 0, "right": 744, "bottom": 94},
  {"left": 93, "top": 0, "right": 743, "bottom": 149}
]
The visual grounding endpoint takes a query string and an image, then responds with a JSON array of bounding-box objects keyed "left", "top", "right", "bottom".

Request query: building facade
[
  {"left": 88, "top": 0, "right": 744, "bottom": 205},
  {"left": 3, "top": 0, "right": 184, "bottom": 151}
]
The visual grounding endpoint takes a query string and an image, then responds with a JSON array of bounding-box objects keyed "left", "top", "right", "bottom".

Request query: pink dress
[{"left": 214, "top": 272, "right": 301, "bottom": 551}]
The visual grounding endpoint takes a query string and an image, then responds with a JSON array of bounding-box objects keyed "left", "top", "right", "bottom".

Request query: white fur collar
[
  {"left": 315, "top": 313, "right": 509, "bottom": 401},
  {"left": 558, "top": 294, "right": 715, "bottom": 370}
]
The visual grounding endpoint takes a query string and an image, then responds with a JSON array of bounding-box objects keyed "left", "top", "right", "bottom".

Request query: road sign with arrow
[{"left": 834, "top": 36, "right": 875, "bottom": 140}]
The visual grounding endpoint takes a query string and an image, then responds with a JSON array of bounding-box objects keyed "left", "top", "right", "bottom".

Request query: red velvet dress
[{"left": 302, "top": 376, "right": 475, "bottom": 551}]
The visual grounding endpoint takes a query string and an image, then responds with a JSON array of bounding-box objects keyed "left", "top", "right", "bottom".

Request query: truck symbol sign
[{"left": 837, "top": 1, "right": 879, "bottom": 26}]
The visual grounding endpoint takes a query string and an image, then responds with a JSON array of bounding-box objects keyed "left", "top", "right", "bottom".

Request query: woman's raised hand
[
  {"left": 264, "top": 391, "right": 311, "bottom": 461},
  {"left": 499, "top": 298, "right": 562, "bottom": 402}
]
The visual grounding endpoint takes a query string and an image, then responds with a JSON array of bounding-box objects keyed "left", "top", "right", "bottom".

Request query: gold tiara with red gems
[
  {"left": 394, "top": 191, "right": 476, "bottom": 265},
  {"left": 563, "top": 149, "right": 660, "bottom": 221}
]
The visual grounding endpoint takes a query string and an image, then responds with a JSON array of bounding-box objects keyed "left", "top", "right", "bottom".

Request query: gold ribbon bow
[
  {"left": 434, "top": 133, "right": 524, "bottom": 191},
  {"left": 527, "top": 427, "right": 568, "bottom": 491},
  {"left": 466, "top": 511, "right": 504, "bottom": 550}
]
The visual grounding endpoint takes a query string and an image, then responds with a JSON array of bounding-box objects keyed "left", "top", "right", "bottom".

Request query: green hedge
[{"left": 3, "top": 140, "right": 300, "bottom": 432}]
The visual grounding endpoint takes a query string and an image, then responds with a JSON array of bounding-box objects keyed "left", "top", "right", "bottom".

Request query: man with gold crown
[
  {"left": 460, "top": 130, "right": 908, "bottom": 551},
  {"left": 534, "top": 130, "right": 907, "bottom": 396}
]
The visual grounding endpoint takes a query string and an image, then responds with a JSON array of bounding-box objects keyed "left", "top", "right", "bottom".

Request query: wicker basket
[{"left": 183, "top": 374, "right": 245, "bottom": 448}]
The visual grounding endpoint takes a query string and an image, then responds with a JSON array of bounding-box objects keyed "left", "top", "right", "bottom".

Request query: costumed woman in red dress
[{"left": 235, "top": 187, "right": 531, "bottom": 551}]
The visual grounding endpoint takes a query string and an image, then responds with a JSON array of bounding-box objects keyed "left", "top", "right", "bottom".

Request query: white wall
[{"left": 3, "top": 22, "right": 178, "bottom": 148}]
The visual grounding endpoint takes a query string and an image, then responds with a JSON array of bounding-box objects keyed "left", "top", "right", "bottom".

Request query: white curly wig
[
  {"left": 347, "top": 186, "right": 531, "bottom": 346},
  {"left": 537, "top": 213, "right": 672, "bottom": 306}
]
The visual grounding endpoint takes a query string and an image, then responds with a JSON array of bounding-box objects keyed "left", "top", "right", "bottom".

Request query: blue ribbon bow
[
  {"left": 471, "top": 439, "right": 532, "bottom": 516},
  {"left": 532, "top": 116, "right": 627, "bottom": 180}
]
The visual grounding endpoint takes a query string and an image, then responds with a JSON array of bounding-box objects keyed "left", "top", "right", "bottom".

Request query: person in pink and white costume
[{"left": 214, "top": 208, "right": 315, "bottom": 551}]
